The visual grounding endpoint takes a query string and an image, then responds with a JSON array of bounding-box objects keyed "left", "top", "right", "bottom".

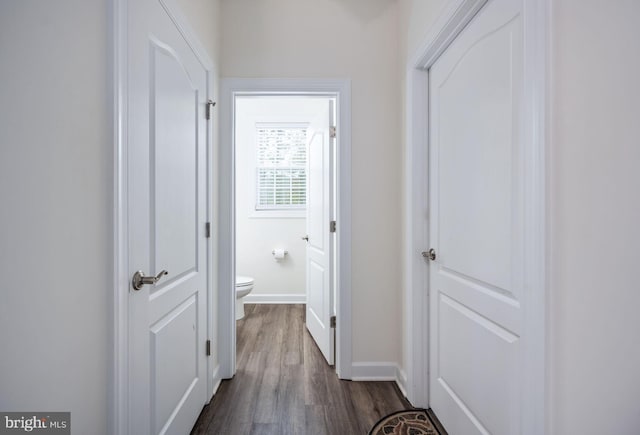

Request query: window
[{"left": 255, "top": 124, "right": 307, "bottom": 212}]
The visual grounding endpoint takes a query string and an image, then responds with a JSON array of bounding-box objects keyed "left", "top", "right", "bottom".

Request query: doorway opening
[
  {"left": 218, "top": 79, "right": 353, "bottom": 380},
  {"left": 234, "top": 95, "right": 336, "bottom": 364}
]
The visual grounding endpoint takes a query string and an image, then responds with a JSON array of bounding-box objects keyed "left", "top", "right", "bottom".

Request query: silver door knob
[
  {"left": 301, "top": 235, "right": 309, "bottom": 242},
  {"left": 422, "top": 249, "right": 436, "bottom": 261},
  {"left": 132, "top": 270, "right": 168, "bottom": 290}
]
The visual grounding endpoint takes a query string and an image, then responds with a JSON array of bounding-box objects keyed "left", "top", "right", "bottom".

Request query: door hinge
[
  {"left": 330, "top": 220, "right": 336, "bottom": 233},
  {"left": 329, "top": 126, "right": 337, "bottom": 138},
  {"left": 206, "top": 339, "right": 211, "bottom": 356},
  {"left": 330, "top": 316, "right": 336, "bottom": 328},
  {"left": 206, "top": 99, "right": 216, "bottom": 120},
  {"left": 205, "top": 222, "right": 211, "bottom": 238}
]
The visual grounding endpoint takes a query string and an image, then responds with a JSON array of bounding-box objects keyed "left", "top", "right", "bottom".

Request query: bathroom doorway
[
  {"left": 234, "top": 95, "right": 336, "bottom": 366},
  {"left": 218, "top": 79, "right": 353, "bottom": 380}
]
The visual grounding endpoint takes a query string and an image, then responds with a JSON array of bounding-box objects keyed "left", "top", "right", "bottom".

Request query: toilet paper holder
[{"left": 272, "top": 250, "right": 288, "bottom": 255}]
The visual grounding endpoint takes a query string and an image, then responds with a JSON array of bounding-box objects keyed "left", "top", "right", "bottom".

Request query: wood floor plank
[
  {"left": 303, "top": 325, "right": 332, "bottom": 406},
  {"left": 192, "top": 304, "right": 412, "bottom": 435},
  {"left": 250, "top": 423, "right": 280, "bottom": 435},
  {"left": 253, "top": 364, "right": 280, "bottom": 424}
]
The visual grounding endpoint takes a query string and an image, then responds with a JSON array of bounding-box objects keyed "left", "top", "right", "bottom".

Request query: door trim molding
[
  {"left": 411, "top": 0, "right": 488, "bottom": 69},
  {"left": 110, "top": 2, "right": 128, "bottom": 433},
  {"left": 110, "top": 1, "right": 216, "bottom": 433},
  {"left": 403, "top": 1, "right": 548, "bottom": 433},
  {"left": 219, "top": 78, "right": 352, "bottom": 380}
]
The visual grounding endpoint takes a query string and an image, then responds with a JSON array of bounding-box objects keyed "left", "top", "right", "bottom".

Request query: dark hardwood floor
[{"left": 191, "top": 304, "right": 412, "bottom": 434}]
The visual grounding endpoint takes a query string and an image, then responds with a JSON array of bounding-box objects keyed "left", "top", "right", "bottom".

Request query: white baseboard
[
  {"left": 351, "top": 362, "right": 398, "bottom": 381},
  {"left": 243, "top": 294, "right": 306, "bottom": 304},
  {"left": 351, "top": 362, "right": 410, "bottom": 403}
]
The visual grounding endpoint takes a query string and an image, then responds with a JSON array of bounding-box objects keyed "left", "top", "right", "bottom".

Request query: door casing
[
  {"left": 218, "top": 78, "right": 352, "bottom": 380},
  {"left": 403, "top": 0, "right": 548, "bottom": 433},
  {"left": 110, "top": 0, "right": 217, "bottom": 433}
]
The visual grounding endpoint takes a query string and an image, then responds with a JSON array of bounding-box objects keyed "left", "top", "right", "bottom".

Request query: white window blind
[{"left": 255, "top": 125, "right": 307, "bottom": 210}]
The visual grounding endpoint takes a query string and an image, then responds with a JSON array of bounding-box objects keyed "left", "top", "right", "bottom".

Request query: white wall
[
  {"left": 235, "top": 97, "right": 328, "bottom": 298},
  {"left": 0, "top": 1, "right": 221, "bottom": 434},
  {"left": 221, "top": 0, "right": 402, "bottom": 363},
  {"left": 0, "top": 2, "right": 110, "bottom": 432},
  {"left": 398, "top": 0, "right": 448, "bottom": 67},
  {"left": 176, "top": 0, "right": 221, "bottom": 64},
  {"left": 549, "top": 1, "right": 640, "bottom": 433}
]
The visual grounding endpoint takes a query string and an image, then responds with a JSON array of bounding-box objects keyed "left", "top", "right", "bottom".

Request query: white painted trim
[
  {"left": 205, "top": 67, "right": 217, "bottom": 402},
  {"left": 402, "top": 67, "right": 430, "bottom": 408},
  {"left": 403, "top": 0, "right": 548, "bottom": 430},
  {"left": 218, "top": 80, "right": 236, "bottom": 380},
  {"left": 243, "top": 294, "right": 307, "bottom": 304},
  {"left": 158, "top": 0, "right": 214, "bottom": 71},
  {"left": 351, "top": 362, "right": 398, "bottom": 381},
  {"left": 110, "top": 0, "right": 128, "bottom": 433},
  {"left": 544, "top": 3, "right": 554, "bottom": 434},
  {"left": 395, "top": 366, "right": 409, "bottom": 399},
  {"left": 207, "top": 364, "right": 222, "bottom": 405},
  {"left": 520, "top": 1, "right": 549, "bottom": 434},
  {"left": 351, "top": 363, "right": 409, "bottom": 400},
  {"left": 111, "top": 1, "right": 216, "bottom": 433},
  {"left": 410, "top": 0, "right": 488, "bottom": 69},
  {"left": 219, "top": 78, "right": 352, "bottom": 380}
]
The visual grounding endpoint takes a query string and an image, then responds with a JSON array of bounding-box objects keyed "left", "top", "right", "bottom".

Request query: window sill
[{"left": 248, "top": 209, "right": 305, "bottom": 219}]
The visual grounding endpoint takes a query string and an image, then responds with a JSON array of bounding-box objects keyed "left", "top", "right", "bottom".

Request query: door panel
[
  {"left": 152, "top": 43, "right": 198, "bottom": 282},
  {"left": 128, "top": 1, "right": 208, "bottom": 434},
  {"left": 437, "top": 10, "right": 519, "bottom": 296},
  {"left": 150, "top": 296, "right": 198, "bottom": 434},
  {"left": 428, "top": 0, "right": 523, "bottom": 434},
  {"left": 308, "top": 126, "right": 326, "bottom": 253},
  {"left": 436, "top": 293, "right": 518, "bottom": 435},
  {"left": 305, "top": 100, "right": 334, "bottom": 365},
  {"left": 307, "top": 260, "right": 326, "bottom": 325}
]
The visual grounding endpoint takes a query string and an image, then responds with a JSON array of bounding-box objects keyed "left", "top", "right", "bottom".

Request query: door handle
[
  {"left": 301, "top": 235, "right": 309, "bottom": 242},
  {"left": 422, "top": 249, "right": 436, "bottom": 261},
  {"left": 132, "top": 270, "right": 168, "bottom": 290}
]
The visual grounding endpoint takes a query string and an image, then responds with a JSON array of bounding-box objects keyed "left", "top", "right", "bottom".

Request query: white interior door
[
  {"left": 305, "top": 100, "right": 335, "bottom": 365},
  {"left": 428, "top": 0, "right": 524, "bottom": 434},
  {"left": 128, "top": 0, "right": 209, "bottom": 433}
]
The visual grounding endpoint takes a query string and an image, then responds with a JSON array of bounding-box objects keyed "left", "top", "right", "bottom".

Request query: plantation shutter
[{"left": 255, "top": 126, "right": 307, "bottom": 210}]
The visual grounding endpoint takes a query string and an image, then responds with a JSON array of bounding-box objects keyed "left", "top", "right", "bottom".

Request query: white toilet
[{"left": 235, "top": 276, "right": 254, "bottom": 320}]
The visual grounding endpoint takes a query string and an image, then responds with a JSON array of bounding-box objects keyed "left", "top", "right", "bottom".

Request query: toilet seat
[{"left": 236, "top": 276, "right": 254, "bottom": 288}]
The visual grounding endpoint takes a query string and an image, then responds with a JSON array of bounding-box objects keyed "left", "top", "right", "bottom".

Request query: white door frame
[
  {"left": 403, "top": 0, "right": 548, "bottom": 432},
  {"left": 110, "top": 0, "right": 217, "bottom": 433},
  {"left": 219, "top": 78, "right": 352, "bottom": 380}
]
